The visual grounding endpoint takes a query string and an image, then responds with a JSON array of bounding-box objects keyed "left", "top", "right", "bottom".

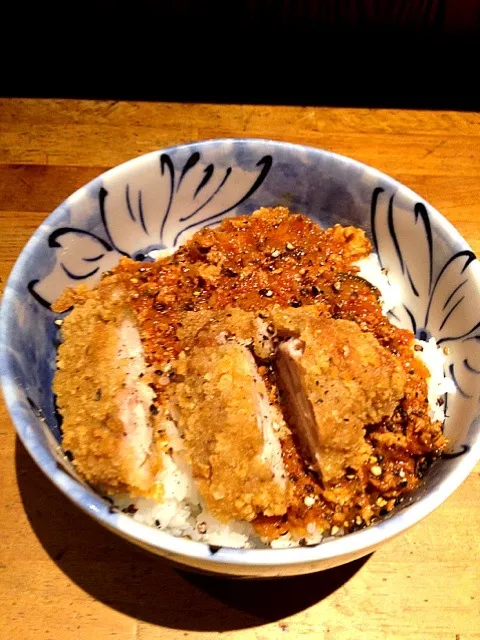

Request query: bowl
[{"left": 1, "top": 139, "right": 480, "bottom": 578}]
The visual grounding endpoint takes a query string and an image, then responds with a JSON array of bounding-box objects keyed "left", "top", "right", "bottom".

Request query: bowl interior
[{"left": 2, "top": 139, "right": 480, "bottom": 569}]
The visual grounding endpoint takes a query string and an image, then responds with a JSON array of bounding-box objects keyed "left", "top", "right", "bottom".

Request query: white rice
[
  {"left": 413, "top": 337, "right": 456, "bottom": 423},
  {"left": 111, "top": 251, "right": 453, "bottom": 548}
]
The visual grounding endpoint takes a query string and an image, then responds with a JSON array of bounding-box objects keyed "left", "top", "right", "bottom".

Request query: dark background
[{"left": 2, "top": 0, "right": 480, "bottom": 110}]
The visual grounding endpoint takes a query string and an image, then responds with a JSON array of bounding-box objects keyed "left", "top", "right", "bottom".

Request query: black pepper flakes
[
  {"left": 123, "top": 504, "right": 138, "bottom": 514},
  {"left": 415, "top": 458, "right": 430, "bottom": 479}
]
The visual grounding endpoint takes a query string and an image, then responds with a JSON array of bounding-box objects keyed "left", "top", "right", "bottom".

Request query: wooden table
[{"left": 0, "top": 99, "right": 479, "bottom": 640}]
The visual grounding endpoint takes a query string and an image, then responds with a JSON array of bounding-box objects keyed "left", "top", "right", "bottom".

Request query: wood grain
[{"left": 0, "top": 99, "right": 479, "bottom": 640}]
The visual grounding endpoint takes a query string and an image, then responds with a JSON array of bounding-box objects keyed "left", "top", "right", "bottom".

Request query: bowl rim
[{"left": 2, "top": 137, "right": 480, "bottom": 570}]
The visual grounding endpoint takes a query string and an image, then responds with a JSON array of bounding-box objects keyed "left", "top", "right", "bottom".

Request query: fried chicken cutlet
[
  {"left": 53, "top": 277, "right": 162, "bottom": 497},
  {"left": 172, "top": 313, "right": 289, "bottom": 523},
  {"left": 274, "top": 308, "right": 407, "bottom": 483}
]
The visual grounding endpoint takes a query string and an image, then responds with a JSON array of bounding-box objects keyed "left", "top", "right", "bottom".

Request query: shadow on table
[{"left": 16, "top": 437, "right": 370, "bottom": 631}]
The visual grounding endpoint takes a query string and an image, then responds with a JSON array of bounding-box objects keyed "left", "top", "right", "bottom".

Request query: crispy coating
[
  {"left": 275, "top": 309, "right": 407, "bottom": 484},
  {"left": 53, "top": 276, "right": 162, "bottom": 497},
  {"left": 176, "top": 306, "right": 277, "bottom": 360},
  {"left": 173, "top": 339, "right": 288, "bottom": 522}
]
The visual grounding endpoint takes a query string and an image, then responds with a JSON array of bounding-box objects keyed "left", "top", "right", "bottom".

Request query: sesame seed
[
  {"left": 303, "top": 495, "right": 315, "bottom": 507},
  {"left": 197, "top": 521, "right": 207, "bottom": 534},
  {"left": 376, "top": 497, "right": 387, "bottom": 507},
  {"left": 333, "top": 281, "right": 342, "bottom": 291},
  {"left": 414, "top": 344, "right": 423, "bottom": 352},
  {"left": 399, "top": 469, "right": 406, "bottom": 478},
  {"left": 259, "top": 288, "right": 274, "bottom": 297},
  {"left": 130, "top": 278, "right": 139, "bottom": 284},
  {"left": 443, "top": 346, "right": 451, "bottom": 355},
  {"left": 370, "top": 456, "right": 378, "bottom": 464},
  {"left": 355, "top": 516, "right": 363, "bottom": 526},
  {"left": 371, "top": 465, "right": 383, "bottom": 477},
  {"left": 330, "top": 526, "right": 340, "bottom": 535},
  {"left": 286, "top": 242, "right": 294, "bottom": 250},
  {"left": 54, "top": 319, "right": 63, "bottom": 326},
  {"left": 271, "top": 249, "right": 281, "bottom": 258},
  {"left": 193, "top": 291, "right": 201, "bottom": 297}
]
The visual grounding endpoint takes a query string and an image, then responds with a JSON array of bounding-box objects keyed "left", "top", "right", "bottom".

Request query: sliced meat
[
  {"left": 275, "top": 311, "right": 406, "bottom": 484},
  {"left": 53, "top": 277, "right": 162, "bottom": 497},
  {"left": 173, "top": 338, "right": 288, "bottom": 523}
]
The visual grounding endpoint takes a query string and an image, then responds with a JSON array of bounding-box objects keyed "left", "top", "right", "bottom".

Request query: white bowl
[{"left": 1, "top": 139, "right": 479, "bottom": 577}]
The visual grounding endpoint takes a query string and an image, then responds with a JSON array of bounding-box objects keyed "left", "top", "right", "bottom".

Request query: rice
[
  {"left": 111, "top": 251, "right": 453, "bottom": 548},
  {"left": 413, "top": 337, "right": 456, "bottom": 423},
  {"left": 355, "top": 254, "right": 401, "bottom": 314}
]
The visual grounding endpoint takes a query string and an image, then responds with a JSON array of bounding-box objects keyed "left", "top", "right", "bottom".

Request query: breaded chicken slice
[
  {"left": 274, "top": 309, "right": 406, "bottom": 484},
  {"left": 177, "top": 306, "right": 277, "bottom": 360},
  {"left": 173, "top": 338, "right": 288, "bottom": 523},
  {"left": 53, "top": 276, "right": 162, "bottom": 497}
]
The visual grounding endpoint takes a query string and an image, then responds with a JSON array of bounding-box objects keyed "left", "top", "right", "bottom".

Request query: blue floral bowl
[{"left": 1, "top": 139, "right": 480, "bottom": 577}]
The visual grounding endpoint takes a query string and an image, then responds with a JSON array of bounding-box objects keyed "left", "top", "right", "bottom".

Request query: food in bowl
[{"left": 52, "top": 207, "right": 453, "bottom": 548}]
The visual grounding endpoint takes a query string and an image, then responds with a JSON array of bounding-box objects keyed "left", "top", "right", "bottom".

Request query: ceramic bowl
[{"left": 1, "top": 139, "right": 480, "bottom": 578}]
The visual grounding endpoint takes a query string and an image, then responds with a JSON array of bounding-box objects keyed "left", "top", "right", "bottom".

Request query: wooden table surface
[{"left": 0, "top": 99, "right": 479, "bottom": 640}]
